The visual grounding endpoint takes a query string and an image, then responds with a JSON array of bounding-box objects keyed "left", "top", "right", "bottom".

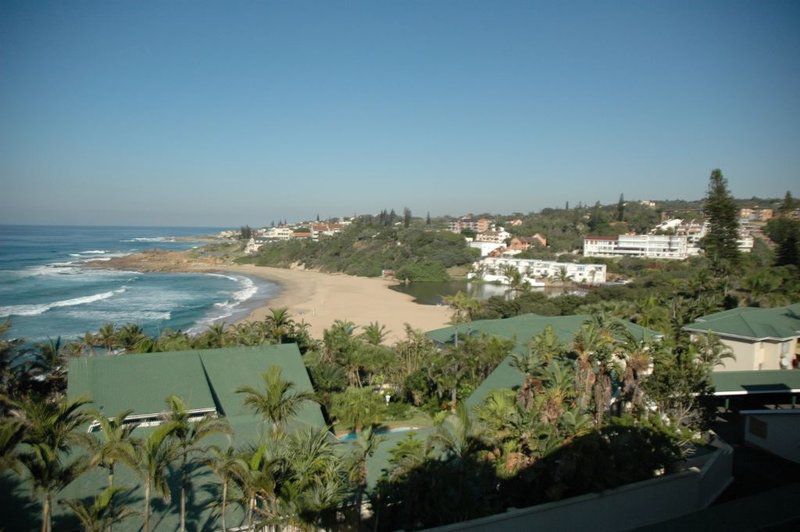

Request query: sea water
[{"left": 0, "top": 225, "right": 278, "bottom": 342}]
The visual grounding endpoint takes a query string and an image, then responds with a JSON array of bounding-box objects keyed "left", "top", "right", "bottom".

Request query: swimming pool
[{"left": 336, "top": 426, "right": 420, "bottom": 442}]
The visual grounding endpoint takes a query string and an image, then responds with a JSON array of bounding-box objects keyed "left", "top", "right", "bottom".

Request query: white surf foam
[
  {"left": 0, "top": 288, "right": 126, "bottom": 317},
  {"left": 120, "top": 237, "right": 176, "bottom": 243}
]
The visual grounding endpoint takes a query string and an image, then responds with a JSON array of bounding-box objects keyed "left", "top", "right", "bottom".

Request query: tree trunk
[
  {"left": 221, "top": 481, "right": 227, "bottom": 531},
  {"left": 179, "top": 453, "right": 187, "bottom": 532},
  {"left": 41, "top": 494, "right": 50, "bottom": 532},
  {"left": 144, "top": 481, "right": 151, "bottom": 532},
  {"left": 354, "top": 486, "right": 363, "bottom": 529},
  {"left": 180, "top": 481, "right": 186, "bottom": 532},
  {"left": 109, "top": 463, "right": 114, "bottom": 489}
]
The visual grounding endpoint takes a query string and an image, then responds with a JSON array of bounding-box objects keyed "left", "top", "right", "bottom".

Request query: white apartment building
[
  {"left": 264, "top": 227, "right": 294, "bottom": 240},
  {"left": 468, "top": 241, "right": 505, "bottom": 257},
  {"left": 584, "top": 234, "right": 689, "bottom": 260},
  {"left": 471, "top": 257, "right": 607, "bottom": 285},
  {"left": 475, "top": 228, "right": 511, "bottom": 244}
]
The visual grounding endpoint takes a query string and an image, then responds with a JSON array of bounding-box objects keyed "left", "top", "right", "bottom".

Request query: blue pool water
[
  {"left": 0, "top": 225, "right": 278, "bottom": 342},
  {"left": 337, "top": 426, "right": 420, "bottom": 442}
]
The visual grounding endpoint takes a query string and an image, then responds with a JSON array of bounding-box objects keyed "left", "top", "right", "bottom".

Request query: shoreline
[{"left": 86, "top": 250, "right": 452, "bottom": 343}]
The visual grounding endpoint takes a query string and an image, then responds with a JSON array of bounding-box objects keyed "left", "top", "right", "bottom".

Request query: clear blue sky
[{"left": 1, "top": 1, "right": 798, "bottom": 226}]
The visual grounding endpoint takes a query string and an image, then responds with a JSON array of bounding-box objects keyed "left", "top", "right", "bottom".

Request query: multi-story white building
[
  {"left": 584, "top": 234, "right": 689, "bottom": 260},
  {"left": 471, "top": 257, "right": 607, "bottom": 285},
  {"left": 475, "top": 228, "right": 511, "bottom": 244},
  {"left": 264, "top": 227, "right": 294, "bottom": 240}
]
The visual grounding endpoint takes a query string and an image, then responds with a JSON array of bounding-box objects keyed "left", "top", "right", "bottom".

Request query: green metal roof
[
  {"left": 684, "top": 303, "right": 800, "bottom": 341},
  {"left": 427, "top": 313, "right": 659, "bottom": 410},
  {"left": 34, "top": 344, "right": 328, "bottom": 531},
  {"left": 67, "top": 344, "right": 325, "bottom": 432},
  {"left": 711, "top": 369, "right": 800, "bottom": 396}
]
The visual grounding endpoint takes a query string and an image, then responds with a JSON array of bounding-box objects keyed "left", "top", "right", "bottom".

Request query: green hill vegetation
[{"left": 239, "top": 219, "right": 479, "bottom": 281}]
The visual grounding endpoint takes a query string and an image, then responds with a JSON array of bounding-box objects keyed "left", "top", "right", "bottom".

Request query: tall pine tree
[
  {"left": 616, "top": 193, "right": 624, "bottom": 221},
  {"left": 701, "top": 169, "right": 740, "bottom": 269}
]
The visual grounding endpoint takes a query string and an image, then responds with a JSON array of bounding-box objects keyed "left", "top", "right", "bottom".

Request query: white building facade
[
  {"left": 584, "top": 234, "right": 689, "bottom": 260},
  {"left": 472, "top": 257, "right": 607, "bottom": 285}
]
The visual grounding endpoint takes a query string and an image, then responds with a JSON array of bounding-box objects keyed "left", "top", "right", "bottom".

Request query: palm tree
[
  {"left": 12, "top": 395, "right": 92, "bottom": 454},
  {"left": 60, "top": 485, "right": 136, "bottom": 532},
  {"left": 236, "top": 366, "right": 316, "bottom": 434},
  {"left": 96, "top": 323, "right": 117, "bottom": 353},
  {"left": 164, "top": 395, "right": 232, "bottom": 532},
  {"left": 331, "top": 388, "right": 384, "bottom": 433},
  {"left": 207, "top": 322, "right": 230, "bottom": 348},
  {"left": 88, "top": 409, "right": 139, "bottom": 489},
  {"left": 443, "top": 292, "right": 479, "bottom": 346},
  {"left": 11, "top": 395, "right": 92, "bottom": 532},
  {"left": 137, "top": 423, "right": 178, "bottom": 532},
  {"left": 115, "top": 324, "right": 148, "bottom": 353},
  {"left": 265, "top": 307, "right": 294, "bottom": 344},
  {"left": 205, "top": 446, "right": 244, "bottom": 531},
  {"left": 431, "top": 404, "right": 486, "bottom": 461},
  {"left": 21, "top": 443, "right": 88, "bottom": 532},
  {"left": 360, "top": 321, "right": 388, "bottom": 346},
  {"left": 235, "top": 442, "right": 282, "bottom": 529},
  {"left": 0, "top": 418, "right": 25, "bottom": 473},
  {"left": 347, "top": 425, "right": 384, "bottom": 528},
  {"left": 692, "top": 332, "right": 734, "bottom": 368}
]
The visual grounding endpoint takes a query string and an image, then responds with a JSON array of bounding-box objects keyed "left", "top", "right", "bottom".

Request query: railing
[{"left": 429, "top": 436, "right": 734, "bottom": 532}]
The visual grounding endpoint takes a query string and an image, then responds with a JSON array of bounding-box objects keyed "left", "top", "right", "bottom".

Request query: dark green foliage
[
  {"left": 241, "top": 221, "right": 478, "bottom": 281},
  {"left": 766, "top": 217, "right": 800, "bottom": 267},
  {"left": 239, "top": 226, "right": 253, "bottom": 240},
  {"left": 617, "top": 193, "right": 624, "bottom": 222},
  {"left": 701, "top": 169, "right": 740, "bottom": 269}
]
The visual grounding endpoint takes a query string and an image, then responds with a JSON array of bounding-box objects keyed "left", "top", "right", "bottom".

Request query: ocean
[{"left": 0, "top": 225, "right": 278, "bottom": 342}]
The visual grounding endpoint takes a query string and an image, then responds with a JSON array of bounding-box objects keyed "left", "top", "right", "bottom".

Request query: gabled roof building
[{"left": 684, "top": 304, "right": 800, "bottom": 371}]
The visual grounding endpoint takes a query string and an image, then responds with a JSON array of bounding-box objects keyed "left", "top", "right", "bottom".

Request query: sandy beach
[
  {"left": 224, "top": 265, "right": 451, "bottom": 342},
  {"left": 88, "top": 250, "right": 452, "bottom": 343}
]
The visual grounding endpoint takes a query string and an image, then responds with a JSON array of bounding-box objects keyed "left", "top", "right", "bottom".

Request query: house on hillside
[
  {"left": 684, "top": 304, "right": 800, "bottom": 371},
  {"left": 508, "top": 234, "right": 547, "bottom": 250}
]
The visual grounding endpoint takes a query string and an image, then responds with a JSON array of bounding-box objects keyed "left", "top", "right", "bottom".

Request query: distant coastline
[{"left": 87, "top": 249, "right": 451, "bottom": 342}]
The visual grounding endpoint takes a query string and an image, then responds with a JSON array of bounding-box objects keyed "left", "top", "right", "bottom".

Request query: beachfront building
[
  {"left": 684, "top": 304, "right": 800, "bottom": 372},
  {"left": 471, "top": 256, "right": 607, "bottom": 285},
  {"left": 2, "top": 344, "right": 328, "bottom": 531},
  {"left": 584, "top": 234, "right": 690, "bottom": 260},
  {"left": 448, "top": 216, "right": 491, "bottom": 234}
]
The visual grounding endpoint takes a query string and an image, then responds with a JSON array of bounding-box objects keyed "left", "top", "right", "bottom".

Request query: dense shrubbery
[{"left": 240, "top": 220, "right": 478, "bottom": 281}]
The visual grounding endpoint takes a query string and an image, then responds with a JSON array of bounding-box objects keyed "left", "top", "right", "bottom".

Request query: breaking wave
[{"left": 0, "top": 288, "right": 127, "bottom": 317}]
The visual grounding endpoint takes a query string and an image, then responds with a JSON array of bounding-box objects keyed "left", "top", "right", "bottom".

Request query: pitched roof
[
  {"left": 426, "top": 313, "right": 659, "bottom": 409},
  {"left": 67, "top": 343, "right": 326, "bottom": 435},
  {"left": 711, "top": 369, "right": 800, "bottom": 396},
  {"left": 684, "top": 304, "right": 800, "bottom": 341}
]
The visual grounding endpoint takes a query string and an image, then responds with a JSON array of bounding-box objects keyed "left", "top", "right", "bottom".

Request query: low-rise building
[
  {"left": 472, "top": 256, "right": 607, "bottom": 285},
  {"left": 508, "top": 234, "right": 547, "bottom": 250},
  {"left": 264, "top": 226, "right": 294, "bottom": 240},
  {"left": 684, "top": 304, "right": 800, "bottom": 371},
  {"left": 448, "top": 216, "right": 491, "bottom": 234},
  {"left": 584, "top": 234, "right": 690, "bottom": 259},
  {"left": 475, "top": 228, "right": 511, "bottom": 244},
  {"left": 469, "top": 241, "right": 505, "bottom": 257}
]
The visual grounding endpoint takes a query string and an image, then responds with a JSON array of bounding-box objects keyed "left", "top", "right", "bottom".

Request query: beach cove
[{"left": 89, "top": 250, "right": 452, "bottom": 342}]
